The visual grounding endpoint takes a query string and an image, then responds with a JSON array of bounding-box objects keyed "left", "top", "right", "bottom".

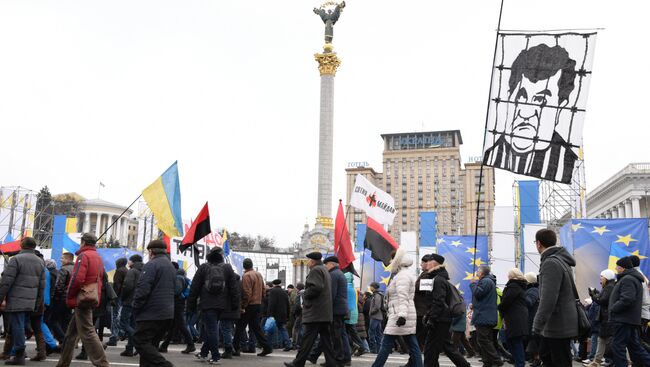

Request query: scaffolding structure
[
  {"left": 538, "top": 151, "right": 587, "bottom": 231},
  {"left": 0, "top": 186, "right": 38, "bottom": 242}
]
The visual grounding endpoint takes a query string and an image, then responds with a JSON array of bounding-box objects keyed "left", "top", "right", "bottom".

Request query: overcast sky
[{"left": 1, "top": 0, "right": 648, "bottom": 247}]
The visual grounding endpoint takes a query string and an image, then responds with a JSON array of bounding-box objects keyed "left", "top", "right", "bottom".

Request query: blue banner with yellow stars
[
  {"left": 561, "top": 218, "right": 650, "bottom": 299},
  {"left": 437, "top": 235, "right": 489, "bottom": 298},
  {"left": 360, "top": 248, "right": 391, "bottom": 293}
]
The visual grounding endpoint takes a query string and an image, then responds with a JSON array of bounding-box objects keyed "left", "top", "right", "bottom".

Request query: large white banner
[
  {"left": 482, "top": 32, "right": 597, "bottom": 184},
  {"left": 350, "top": 174, "right": 396, "bottom": 226}
]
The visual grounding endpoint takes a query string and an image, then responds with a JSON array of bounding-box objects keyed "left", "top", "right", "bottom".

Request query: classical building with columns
[
  {"left": 76, "top": 198, "right": 133, "bottom": 246},
  {"left": 587, "top": 163, "right": 650, "bottom": 220}
]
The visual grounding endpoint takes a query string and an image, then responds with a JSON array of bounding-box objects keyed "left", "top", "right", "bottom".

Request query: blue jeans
[
  {"left": 200, "top": 309, "right": 221, "bottom": 360},
  {"left": 368, "top": 319, "right": 383, "bottom": 353},
  {"left": 187, "top": 311, "right": 200, "bottom": 338},
  {"left": 372, "top": 333, "right": 422, "bottom": 367},
  {"left": 507, "top": 337, "right": 525, "bottom": 367},
  {"left": 589, "top": 333, "right": 598, "bottom": 360},
  {"left": 109, "top": 300, "right": 121, "bottom": 342},
  {"left": 220, "top": 320, "right": 234, "bottom": 349},
  {"left": 611, "top": 322, "right": 650, "bottom": 367},
  {"left": 120, "top": 306, "right": 136, "bottom": 349},
  {"left": 275, "top": 322, "right": 291, "bottom": 349},
  {"left": 8, "top": 312, "right": 27, "bottom": 353}
]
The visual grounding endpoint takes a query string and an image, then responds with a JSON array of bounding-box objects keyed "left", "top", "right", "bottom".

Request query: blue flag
[{"left": 437, "top": 235, "right": 489, "bottom": 298}]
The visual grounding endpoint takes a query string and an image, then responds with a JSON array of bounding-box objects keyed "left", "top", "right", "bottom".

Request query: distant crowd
[{"left": 0, "top": 229, "right": 648, "bottom": 367}]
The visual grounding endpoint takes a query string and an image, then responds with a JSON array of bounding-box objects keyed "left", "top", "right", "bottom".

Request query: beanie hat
[
  {"left": 600, "top": 269, "right": 616, "bottom": 281},
  {"left": 616, "top": 256, "right": 634, "bottom": 270},
  {"left": 524, "top": 272, "right": 538, "bottom": 284},
  {"left": 428, "top": 253, "right": 445, "bottom": 264},
  {"left": 631, "top": 255, "right": 641, "bottom": 268},
  {"left": 129, "top": 254, "right": 143, "bottom": 262}
]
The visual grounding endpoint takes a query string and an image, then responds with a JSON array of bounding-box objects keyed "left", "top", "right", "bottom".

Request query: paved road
[{"left": 25, "top": 341, "right": 585, "bottom": 366}]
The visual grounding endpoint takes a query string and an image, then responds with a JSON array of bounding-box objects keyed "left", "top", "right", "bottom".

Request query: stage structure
[
  {"left": 538, "top": 152, "right": 587, "bottom": 230},
  {"left": 0, "top": 186, "right": 38, "bottom": 243}
]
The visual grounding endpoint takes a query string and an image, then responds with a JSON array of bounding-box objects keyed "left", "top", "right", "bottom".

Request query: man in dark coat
[
  {"left": 470, "top": 265, "right": 501, "bottom": 367},
  {"left": 608, "top": 256, "right": 650, "bottom": 367},
  {"left": 309, "top": 256, "right": 349, "bottom": 365},
  {"left": 422, "top": 254, "right": 470, "bottom": 367},
  {"left": 50, "top": 252, "right": 74, "bottom": 344},
  {"left": 0, "top": 237, "right": 46, "bottom": 365},
  {"left": 188, "top": 247, "right": 241, "bottom": 362},
  {"left": 119, "top": 254, "right": 143, "bottom": 357},
  {"left": 268, "top": 279, "right": 292, "bottom": 351},
  {"left": 108, "top": 257, "right": 128, "bottom": 346},
  {"left": 413, "top": 254, "right": 432, "bottom": 347},
  {"left": 219, "top": 272, "right": 242, "bottom": 359},
  {"left": 498, "top": 270, "right": 529, "bottom": 367},
  {"left": 588, "top": 269, "right": 616, "bottom": 366},
  {"left": 132, "top": 240, "right": 176, "bottom": 367},
  {"left": 532, "top": 229, "right": 578, "bottom": 367},
  {"left": 284, "top": 252, "right": 337, "bottom": 367}
]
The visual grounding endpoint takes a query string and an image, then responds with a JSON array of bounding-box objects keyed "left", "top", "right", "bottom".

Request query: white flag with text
[{"left": 349, "top": 174, "right": 396, "bottom": 226}]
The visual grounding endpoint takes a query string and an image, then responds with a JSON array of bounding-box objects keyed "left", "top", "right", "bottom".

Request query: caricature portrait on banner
[{"left": 482, "top": 32, "right": 597, "bottom": 184}]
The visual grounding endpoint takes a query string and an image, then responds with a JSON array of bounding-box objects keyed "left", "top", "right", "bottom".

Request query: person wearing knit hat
[
  {"left": 615, "top": 256, "right": 634, "bottom": 270},
  {"left": 600, "top": 269, "right": 616, "bottom": 281},
  {"left": 524, "top": 272, "right": 538, "bottom": 284},
  {"left": 427, "top": 253, "right": 445, "bottom": 265}
]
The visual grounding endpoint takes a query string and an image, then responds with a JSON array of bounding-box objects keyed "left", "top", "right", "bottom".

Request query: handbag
[
  {"left": 551, "top": 255, "right": 591, "bottom": 338},
  {"left": 77, "top": 268, "right": 102, "bottom": 308}
]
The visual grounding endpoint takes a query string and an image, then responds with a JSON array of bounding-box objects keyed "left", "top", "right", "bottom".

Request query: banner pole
[
  {"left": 474, "top": 0, "right": 505, "bottom": 275},
  {"left": 98, "top": 193, "right": 142, "bottom": 243}
]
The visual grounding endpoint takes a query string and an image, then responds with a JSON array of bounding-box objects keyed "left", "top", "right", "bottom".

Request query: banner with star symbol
[{"left": 437, "top": 235, "right": 489, "bottom": 297}]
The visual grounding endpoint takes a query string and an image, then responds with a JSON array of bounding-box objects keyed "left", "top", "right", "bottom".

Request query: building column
[
  {"left": 617, "top": 204, "right": 625, "bottom": 219},
  {"left": 116, "top": 218, "right": 122, "bottom": 244},
  {"left": 631, "top": 196, "right": 642, "bottom": 218},
  {"left": 94, "top": 212, "right": 102, "bottom": 237},
  {"left": 83, "top": 213, "right": 90, "bottom": 233},
  {"left": 611, "top": 208, "right": 618, "bottom": 219},
  {"left": 625, "top": 200, "right": 633, "bottom": 219},
  {"left": 605, "top": 210, "right": 612, "bottom": 219}
]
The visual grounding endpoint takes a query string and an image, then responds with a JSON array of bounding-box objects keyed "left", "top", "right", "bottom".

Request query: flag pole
[
  {"left": 473, "top": 0, "right": 505, "bottom": 275},
  {"left": 98, "top": 193, "right": 142, "bottom": 243}
]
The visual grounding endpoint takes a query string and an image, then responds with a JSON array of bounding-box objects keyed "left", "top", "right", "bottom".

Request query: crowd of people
[{"left": 0, "top": 229, "right": 649, "bottom": 367}]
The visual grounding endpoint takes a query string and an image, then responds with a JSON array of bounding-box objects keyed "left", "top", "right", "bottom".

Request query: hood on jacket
[
  {"left": 487, "top": 274, "right": 498, "bottom": 284},
  {"left": 207, "top": 247, "right": 224, "bottom": 264},
  {"left": 428, "top": 264, "right": 450, "bottom": 280},
  {"left": 132, "top": 261, "right": 144, "bottom": 271},
  {"left": 541, "top": 246, "right": 576, "bottom": 267},
  {"left": 116, "top": 258, "right": 127, "bottom": 268},
  {"left": 506, "top": 278, "right": 528, "bottom": 288},
  {"left": 389, "top": 247, "right": 413, "bottom": 274},
  {"left": 617, "top": 268, "right": 646, "bottom": 283}
]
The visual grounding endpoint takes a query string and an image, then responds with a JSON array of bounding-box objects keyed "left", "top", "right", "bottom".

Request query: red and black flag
[
  {"left": 334, "top": 200, "right": 358, "bottom": 276},
  {"left": 180, "top": 202, "right": 211, "bottom": 252},
  {"left": 364, "top": 216, "right": 398, "bottom": 266}
]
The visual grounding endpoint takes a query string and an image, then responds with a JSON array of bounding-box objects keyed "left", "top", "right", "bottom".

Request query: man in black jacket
[
  {"left": 422, "top": 254, "right": 470, "bottom": 367},
  {"left": 132, "top": 240, "right": 176, "bottom": 367},
  {"left": 158, "top": 263, "right": 195, "bottom": 355},
  {"left": 119, "top": 254, "right": 143, "bottom": 357},
  {"left": 189, "top": 247, "right": 240, "bottom": 363},
  {"left": 268, "top": 279, "right": 292, "bottom": 351},
  {"left": 609, "top": 256, "right": 650, "bottom": 367},
  {"left": 108, "top": 257, "right": 128, "bottom": 346},
  {"left": 50, "top": 252, "right": 74, "bottom": 344}
]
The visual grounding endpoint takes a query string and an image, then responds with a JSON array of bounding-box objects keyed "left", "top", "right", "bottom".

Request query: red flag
[
  {"left": 0, "top": 240, "right": 21, "bottom": 254},
  {"left": 180, "top": 202, "right": 211, "bottom": 252},
  {"left": 335, "top": 200, "right": 357, "bottom": 275},
  {"left": 365, "top": 216, "right": 398, "bottom": 266}
]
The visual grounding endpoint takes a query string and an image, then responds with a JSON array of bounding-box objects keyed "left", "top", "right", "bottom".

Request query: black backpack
[
  {"left": 447, "top": 280, "right": 466, "bottom": 318},
  {"left": 203, "top": 263, "right": 225, "bottom": 295}
]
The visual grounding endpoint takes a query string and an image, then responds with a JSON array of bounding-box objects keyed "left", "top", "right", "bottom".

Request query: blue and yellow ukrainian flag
[{"left": 142, "top": 161, "right": 184, "bottom": 238}]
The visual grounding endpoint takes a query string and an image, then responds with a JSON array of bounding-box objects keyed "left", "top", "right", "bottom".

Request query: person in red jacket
[{"left": 55, "top": 233, "right": 110, "bottom": 367}]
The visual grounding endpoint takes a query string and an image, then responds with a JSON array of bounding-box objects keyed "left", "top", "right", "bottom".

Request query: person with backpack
[
  {"left": 370, "top": 248, "right": 422, "bottom": 367},
  {"left": 158, "top": 262, "right": 195, "bottom": 355},
  {"left": 470, "top": 265, "right": 502, "bottom": 367},
  {"left": 498, "top": 268, "right": 529, "bottom": 367},
  {"left": 421, "top": 253, "right": 470, "bottom": 367},
  {"left": 119, "top": 254, "right": 143, "bottom": 357},
  {"left": 188, "top": 247, "right": 240, "bottom": 364},
  {"left": 368, "top": 282, "right": 386, "bottom": 354}
]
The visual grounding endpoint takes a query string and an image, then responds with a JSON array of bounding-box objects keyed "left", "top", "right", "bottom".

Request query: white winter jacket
[{"left": 383, "top": 248, "right": 417, "bottom": 336}]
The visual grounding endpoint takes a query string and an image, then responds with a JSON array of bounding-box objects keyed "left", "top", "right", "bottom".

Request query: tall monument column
[
  {"left": 313, "top": 1, "right": 345, "bottom": 229},
  {"left": 314, "top": 47, "right": 340, "bottom": 226}
]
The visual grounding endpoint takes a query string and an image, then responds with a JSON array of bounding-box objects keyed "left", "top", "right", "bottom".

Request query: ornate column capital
[{"left": 315, "top": 50, "right": 341, "bottom": 76}]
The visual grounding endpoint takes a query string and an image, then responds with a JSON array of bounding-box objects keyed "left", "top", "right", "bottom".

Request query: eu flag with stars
[
  {"left": 437, "top": 235, "right": 489, "bottom": 298},
  {"left": 561, "top": 218, "right": 649, "bottom": 299}
]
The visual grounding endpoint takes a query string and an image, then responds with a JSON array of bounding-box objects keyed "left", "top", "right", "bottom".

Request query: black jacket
[
  {"left": 120, "top": 261, "right": 143, "bottom": 306},
  {"left": 53, "top": 263, "right": 74, "bottom": 301},
  {"left": 132, "top": 254, "right": 176, "bottom": 322},
  {"left": 113, "top": 259, "right": 128, "bottom": 297},
  {"left": 188, "top": 252, "right": 238, "bottom": 312},
  {"left": 414, "top": 270, "right": 434, "bottom": 317},
  {"left": 302, "top": 262, "right": 333, "bottom": 324},
  {"left": 329, "top": 266, "right": 348, "bottom": 317},
  {"left": 268, "top": 286, "right": 290, "bottom": 323},
  {"left": 498, "top": 279, "right": 529, "bottom": 338},
  {"left": 220, "top": 273, "right": 242, "bottom": 320},
  {"left": 592, "top": 279, "right": 614, "bottom": 337},
  {"left": 426, "top": 266, "right": 453, "bottom": 323},
  {"left": 525, "top": 283, "right": 539, "bottom": 334},
  {"left": 609, "top": 269, "right": 645, "bottom": 326}
]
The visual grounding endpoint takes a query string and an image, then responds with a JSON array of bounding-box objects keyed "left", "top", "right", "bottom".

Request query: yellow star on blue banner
[
  {"left": 466, "top": 247, "right": 478, "bottom": 255},
  {"left": 615, "top": 234, "right": 638, "bottom": 246},
  {"left": 571, "top": 223, "right": 584, "bottom": 231},
  {"left": 592, "top": 226, "right": 610, "bottom": 236},
  {"left": 451, "top": 240, "right": 462, "bottom": 247},
  {"left": 470, "top": 257, "right": 485, "bottom": 267}
]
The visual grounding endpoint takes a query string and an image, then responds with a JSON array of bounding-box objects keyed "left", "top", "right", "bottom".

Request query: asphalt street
[{"left": 21, "top": 341, "right": 585, "bottom": 367}]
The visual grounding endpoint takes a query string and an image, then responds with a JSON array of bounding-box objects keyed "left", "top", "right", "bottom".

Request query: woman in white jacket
[{"left": 371, "top": 248, "right": 422, "bottom": 367}]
